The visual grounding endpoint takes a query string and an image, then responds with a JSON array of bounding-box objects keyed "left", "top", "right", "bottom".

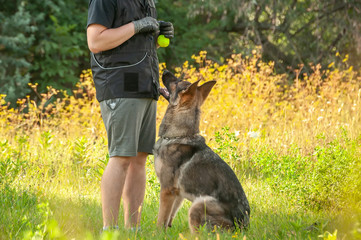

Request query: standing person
[{"left": 86, "top": 0, "right": 174, "bottom": 231}]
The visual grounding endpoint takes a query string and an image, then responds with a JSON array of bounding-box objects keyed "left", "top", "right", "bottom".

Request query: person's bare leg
[
  {"left": 101, "top": 156, "right": 131, "bottom": 228},
  {"left": 122, "top": 152, "right": 148, "bottom": 228}
]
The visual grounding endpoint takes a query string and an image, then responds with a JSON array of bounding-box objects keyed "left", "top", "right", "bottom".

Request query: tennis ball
[{"left": 157, "top": 35, "right": 170, "bottom": 47}]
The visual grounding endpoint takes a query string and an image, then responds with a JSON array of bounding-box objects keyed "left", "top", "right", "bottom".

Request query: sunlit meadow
[{"left": 1, "top": 51, "right": 360, "bottom": 239}]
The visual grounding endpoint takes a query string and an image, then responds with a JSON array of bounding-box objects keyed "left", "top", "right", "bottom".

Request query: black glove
[
  {"left": 158, "top": 21, "right": 174, "bottom": 39},
  {"left": 133, "top": 17, "right": 159, "bottom": 34}
]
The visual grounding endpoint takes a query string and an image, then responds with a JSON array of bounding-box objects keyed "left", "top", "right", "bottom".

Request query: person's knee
[
  {"left": 130, "top": 152, "right": 148, "bottom": 168},
  {"left": 109, "top": 156, "right": 132, "bottom": 171}
]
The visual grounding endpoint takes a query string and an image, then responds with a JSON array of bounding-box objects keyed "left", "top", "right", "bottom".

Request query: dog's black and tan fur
[{"left": 153, "top": 71, "right": 250, "bottom": 233}]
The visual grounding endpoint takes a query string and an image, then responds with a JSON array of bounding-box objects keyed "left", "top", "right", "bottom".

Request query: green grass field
[
  {"left": 1, "top": 53, "right": 361, "bottom": 239},
  {"left": 1, "top": 128, "right": 360, "bottom": 239}
]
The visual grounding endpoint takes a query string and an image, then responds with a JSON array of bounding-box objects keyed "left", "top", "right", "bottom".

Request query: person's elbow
[
  {"left": 87, "top": 40, "right": 102, "bottom": 54},
  {"left": 87, "top": 24, "right": 107, "bottom": 54}
]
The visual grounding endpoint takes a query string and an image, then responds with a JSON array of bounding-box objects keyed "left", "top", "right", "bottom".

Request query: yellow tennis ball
[{"left": 157, "top": 35, "right": 170, "bottom": 47}]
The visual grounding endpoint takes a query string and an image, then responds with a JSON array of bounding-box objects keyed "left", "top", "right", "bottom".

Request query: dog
[{"left": 153, "top": 70, "right": 250, "bottom": 233}]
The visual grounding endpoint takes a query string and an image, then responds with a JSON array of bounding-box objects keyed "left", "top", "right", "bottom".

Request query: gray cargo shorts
[{"left": 99, "top": 98, "right": 157, "bottom": 157}]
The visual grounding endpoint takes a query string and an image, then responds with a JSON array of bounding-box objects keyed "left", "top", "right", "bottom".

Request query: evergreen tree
[
  {"left": 0, "top": 3, "right": 35, "bottom": 103},
  {"left": 0, "top": 0, "right": 89, "bottom": 104}
]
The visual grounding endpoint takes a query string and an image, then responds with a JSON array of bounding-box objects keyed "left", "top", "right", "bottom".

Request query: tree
[
  {"left": 175, "top": 0, "right": 361, "bottom": 74},
  {"left": 0, "top": 2, "right": 35, "bottom": 103},
  {"left": 0, "top": 0, "right": 89, "bottom": 104},
  {"left": 26, "top": 0, "right": 89, "bottom": 91},
  {"left": 156, "top": 0, "right": 235, "bottom": 68}
]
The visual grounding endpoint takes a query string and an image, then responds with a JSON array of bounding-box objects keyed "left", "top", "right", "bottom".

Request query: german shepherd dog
[{"left": 153, "top": 70, "right": 250, "bottom": 233}]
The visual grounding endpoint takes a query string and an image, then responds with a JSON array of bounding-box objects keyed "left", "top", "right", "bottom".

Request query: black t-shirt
[{"left": 87, "top": 0, "right": 117, "bottom": 29}]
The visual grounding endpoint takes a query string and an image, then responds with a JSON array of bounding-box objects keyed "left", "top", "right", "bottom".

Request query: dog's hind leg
[
  {"left": 157, "top": 187, "right": 180, "bottom": 228},
  {"left": 167, "top": 196, "right": 184, "bottom": 227},
  {"left": 188, "top": 196, "right": 233, "bottom": 233}
]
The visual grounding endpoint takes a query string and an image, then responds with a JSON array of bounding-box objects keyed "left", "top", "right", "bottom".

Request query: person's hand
[
  {"left": 158, "top": 21, "right": 174, "bottom": 39},
  {"left": 133, "top": 17, "right": 159, "bottom": 34}
]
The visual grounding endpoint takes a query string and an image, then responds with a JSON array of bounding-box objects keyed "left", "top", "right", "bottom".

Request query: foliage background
[
  {"left": 0, "top": 0, "right": 89, "bottom": 103},
  {"left": 1, "top": 0, "right": 360, "bottom": 103}
]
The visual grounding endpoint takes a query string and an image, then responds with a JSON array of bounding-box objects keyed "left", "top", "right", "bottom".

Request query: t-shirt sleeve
[{"left": 87, "top": 0, "right": 117, "bottom": 28}]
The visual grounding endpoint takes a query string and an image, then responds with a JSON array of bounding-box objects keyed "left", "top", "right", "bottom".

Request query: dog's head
[{"left": 160, "top": 70, "right": 216, "bottom": 107}]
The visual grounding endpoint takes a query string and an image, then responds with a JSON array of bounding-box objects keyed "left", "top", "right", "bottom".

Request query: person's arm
[
  {"left": 87, "top": 17, "right": 159, "bottom": 54},
  {"left": 87, "top": 23, "right": 135, "bottom": 54}
]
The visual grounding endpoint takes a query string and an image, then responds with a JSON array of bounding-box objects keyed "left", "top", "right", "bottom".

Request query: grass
[
  {"left": 1, "top": 51, "right": 361, "bottom": 239},
  {"left": 0, "top": 152, "right": 328, "bottom": 240}
]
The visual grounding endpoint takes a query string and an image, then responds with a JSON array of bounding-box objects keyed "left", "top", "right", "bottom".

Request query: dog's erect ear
[
  {"left": 179, "top": 80, "right": 200, "bottom": 106},
  {"left": 198, "top": 81, "right": 216, "bottom": 105}
]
